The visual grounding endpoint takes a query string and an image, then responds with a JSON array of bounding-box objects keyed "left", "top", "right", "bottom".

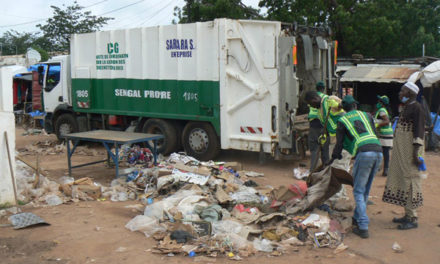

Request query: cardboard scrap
[
  {"left": 333, "top": 243, "right": 348, "bottom": 254},
  {"left": 173, "top": 162, "right": 211, "bottom": 176},
  {"left": 154, "top": 235, "right": 183, "bottom": 254},
  {"left": 215, "top": 172, "right": 232, "bottom": 181},
  {"left": 215, "top": 187, "right": 232, "bottom": 204},
  {"left": 71, "top": 185, "right": 101, "bottom": 200},
  {"left": 232, "top": 209, "right": 261, "bottom": 225},
  {"left": 59, "top": 177, "right": 101, "bottom": 200},
  {"left": 73, "top": 177, "right": 94, "bottom": 186},
  {"left": 255, "top": 213, "right": 286, "bottom": 224}
]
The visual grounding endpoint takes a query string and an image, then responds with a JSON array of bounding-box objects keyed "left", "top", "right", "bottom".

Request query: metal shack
[{"left": 338, "top": 64, "right": 420, "bottom": 116}]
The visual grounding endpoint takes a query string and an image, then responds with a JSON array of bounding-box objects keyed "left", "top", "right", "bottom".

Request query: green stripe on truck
[{"left": 72, "top": 78, "right": 220, "bottom": 133}]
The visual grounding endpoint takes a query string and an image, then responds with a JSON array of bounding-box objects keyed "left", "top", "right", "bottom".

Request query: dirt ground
[{"left": 1, "top": 127, "right": 439, "bottom": 264}]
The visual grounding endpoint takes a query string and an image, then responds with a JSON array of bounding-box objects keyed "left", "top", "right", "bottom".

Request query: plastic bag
[
  {"left": 45, "top": 194, "right": 63, "bottom": 206},
  {"left": 58, "top": 176, "right": 75, "bottom": 185},
  {"left": 111, "top": 192, "right": 128, "bottom": 202},
  {"left": 301, "top": 213, "right": 330, "bottom": 232},
  {"left": 212, "top": 220, "right": 244, "bottom": 236},
  {"left": 176, "top": 195, "right": 207, "bottom": 220},
  {"left": 293, "top": 168, "right": 309, "bottom": 180},
  {"left": 229, "top": 187, "right": 260, "bottom": 203},
  {"left": 144, "top": 189, "right": 202, "bottom": 220},
  {"left": 253, "top": 238, "right": 273, "bottom": 252},
  {"left": 125, "top": 215, "right": 166, "bottom": 237},
  {"left": 218, "top": 233, "right": 250, "bottom": 251},
  {"left": 144, "top": 200, "right": 174, "bottom": 219}
]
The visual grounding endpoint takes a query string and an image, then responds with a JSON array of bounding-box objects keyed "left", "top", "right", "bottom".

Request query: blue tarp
[
  {"left": 14, "top": 63, "right": 60, "bottom": 78},
  {"left": 430, "top": 112, "right": 440, "bottom": 136}
]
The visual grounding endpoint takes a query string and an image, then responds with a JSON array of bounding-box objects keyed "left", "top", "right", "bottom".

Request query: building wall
[{"left": 0, "top": 66, "right": 23, "bottom": 205}]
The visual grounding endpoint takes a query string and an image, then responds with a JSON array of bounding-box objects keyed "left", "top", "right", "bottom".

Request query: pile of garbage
[
  {"left": 8, "top": 160, "right": 104, "bottom": 208},
  {"left": 119, "top": 153, "right": 354, "bottom": 259},
  {"left": 5, "top": 148, "right": 354, "bottom": 259}
]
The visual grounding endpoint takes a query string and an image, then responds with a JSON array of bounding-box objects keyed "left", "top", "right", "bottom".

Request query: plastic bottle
[{"left": 418, "top": 156, "right": 428, "bottom": 179}]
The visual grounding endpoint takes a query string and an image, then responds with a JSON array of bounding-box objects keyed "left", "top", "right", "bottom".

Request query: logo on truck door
[{"left": 96, "top": 42, "right": 129, "bottom": 71}]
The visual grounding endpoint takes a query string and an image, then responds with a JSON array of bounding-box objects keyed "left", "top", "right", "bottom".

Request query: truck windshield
[{"left": 45, "top": 64, "right": 61, "bottom": 92}]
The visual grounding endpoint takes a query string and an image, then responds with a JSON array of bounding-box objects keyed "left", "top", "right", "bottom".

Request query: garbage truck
[{"left": 39, "top": 19, "right": 336, "bottom": 160}]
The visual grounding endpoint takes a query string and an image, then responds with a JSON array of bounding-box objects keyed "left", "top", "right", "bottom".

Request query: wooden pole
[
  {"left": 16, "top": 155, "right": 48, "bottom": 177},
  {"left": 4, "top": 131, "right": 18, "bottom": 206}
]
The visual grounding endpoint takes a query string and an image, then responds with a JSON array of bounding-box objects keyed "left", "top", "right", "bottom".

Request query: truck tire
[
  {"left": 182, "top": 122, "right": 220, "bottom": 160},
  {"left": 55, "top": 113, "right": 78, "bottom": 140},
  {"left": 142, "top": 119, "right": 177, "bottom": 155},
  {"left": 173, "top": 121, "right": 185, "bottom": 151}
]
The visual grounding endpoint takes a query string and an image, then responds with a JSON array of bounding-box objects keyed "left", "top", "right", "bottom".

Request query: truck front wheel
[
  {"left": 142, "top": 119, "right": 177, "bottom": 155},
  {"left": 55, "top": 113, "right": 78, "bottom": 140},
  {"left": 182, "top": 122, "right": 220, "bottom": 160}
]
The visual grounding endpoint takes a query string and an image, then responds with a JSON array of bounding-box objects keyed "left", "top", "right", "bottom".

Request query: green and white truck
[{"left": 40, "top": 19, "right": 335, "bottom": 160}]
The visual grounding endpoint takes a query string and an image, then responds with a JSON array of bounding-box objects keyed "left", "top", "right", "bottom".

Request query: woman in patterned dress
[{"left": 382, "top": 82, "right": 425, "bottom": 230}]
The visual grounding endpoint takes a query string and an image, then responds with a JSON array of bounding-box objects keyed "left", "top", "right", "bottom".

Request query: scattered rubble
[{"left": 4, "top": 147, "right": 355, "bottom": 260}]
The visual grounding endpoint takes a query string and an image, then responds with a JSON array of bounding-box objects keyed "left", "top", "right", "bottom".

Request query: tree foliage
[
  {"left": 259, "top": 0, "right": 440, "bottom": 58},
  {"left": 173, "top": 0, "right": 261, "bottom": 24},
  {"left": 37, "top": 1, "right": 112, "bottom": 52},
  {"left": 0, "top": 30, "right": 51, "bottom": 60},
  {"left": 0, "top": 30, "right": 35, "bottom": 55}
]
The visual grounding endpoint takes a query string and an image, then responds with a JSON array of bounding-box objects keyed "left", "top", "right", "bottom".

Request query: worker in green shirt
[
  {"left": 308, "top": 81, "right": 329, "bottom": 171},
  {"left": 331, "top": 95, "right": 383, "bottom": 238},
  {"left": 305, "top": 89, "right": 350, "bottom": 172},
  {"left": 374, "top": 95, "right": 393, "bottom": 176}
]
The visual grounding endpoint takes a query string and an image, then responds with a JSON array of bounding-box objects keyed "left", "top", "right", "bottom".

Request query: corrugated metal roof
[{"left": 340, "top": 65, "right": 420, "bottom": 83}]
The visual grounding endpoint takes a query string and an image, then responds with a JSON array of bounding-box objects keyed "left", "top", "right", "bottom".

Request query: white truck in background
[{"left": 38, "top": 19, "right": 336, "bottom": 160}]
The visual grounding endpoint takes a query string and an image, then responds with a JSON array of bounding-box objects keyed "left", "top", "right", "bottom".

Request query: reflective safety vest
[
  {"left": 339, "top": 110, "right": 381, "bottom": 156},
  {"left": 318, "top": 95, "right": 341, "bottom": 136},
  {"left": 308, "top": 107, "right": 319, "bottom": 121},
  {"left": 308, "top": 92, "right": 327, "bottom": 121},
  {"left": 375, "top": 108, "right": 393, "bottom": 135}
]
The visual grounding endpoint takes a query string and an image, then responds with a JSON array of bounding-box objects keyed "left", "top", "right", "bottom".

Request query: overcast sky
[{"left": 0, "top": 0, "right": 262, "bottom": 35}]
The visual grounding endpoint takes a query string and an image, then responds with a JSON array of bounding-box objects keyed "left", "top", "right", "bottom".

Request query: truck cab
[{"left": 39, "top": 55, "right": 73, "bottom": 135}]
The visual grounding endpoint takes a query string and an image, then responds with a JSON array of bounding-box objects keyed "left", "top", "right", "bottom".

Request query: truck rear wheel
[
  {"left": 182, "top": 122, "right": 220, "bottom": 160},
  {"left": 142, "top": 119, "right": 177, "bottom": 155},
  {"left": 55, "top": 113, "right": 78, "bottom": 140}
]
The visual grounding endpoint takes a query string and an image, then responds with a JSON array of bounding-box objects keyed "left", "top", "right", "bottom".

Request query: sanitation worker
[
  {"left": 382, "top": 82, "right": 425, "bottom": 230},
  {"left": 374, "top": 95, "right": 394, "bottom": 176},
  {"left": 308, "top": 81, "right": 329, "bottom": 171},
  {"left": 305, "top": 90, "right": 350, "bottom": 172},
  {"left": 331, "top": 95, "right": 383, "bottom": 238}
]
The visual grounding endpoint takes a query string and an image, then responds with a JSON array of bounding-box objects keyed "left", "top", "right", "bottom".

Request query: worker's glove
[
  {"left": 413, "top": 145, "right": 423, "bottom": 167},
  {"left": 318, "top": 134, "right": 328, "bottom": 146}
]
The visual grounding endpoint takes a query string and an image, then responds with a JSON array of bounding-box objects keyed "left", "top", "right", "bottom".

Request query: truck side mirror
[{"left": 38, "top": 66, "right": 44, "bottom": 85}]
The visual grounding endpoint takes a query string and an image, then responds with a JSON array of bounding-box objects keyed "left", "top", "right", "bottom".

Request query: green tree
[
  {"left": 258, "top": 0, "right": 440, "bottom": 58},
  {"left": 37, "top": 1, "right": 112, "bottom": 52},
  {"left": 0, "top": 30, "right": 55, "bottom": 61},
  {"left": 0, "top": 30, "right": 35, "bottom": 55},
  {"left": 174, "top": 0, "right": 261, "bottom": 24}
]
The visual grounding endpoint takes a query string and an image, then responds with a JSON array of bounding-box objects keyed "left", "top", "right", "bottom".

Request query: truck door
[
  {"left": 277, "top": 36, "right": 299, "bottom": 149},
  {"left": 42, "top": 63, "right": 63, "bottom": 113}
]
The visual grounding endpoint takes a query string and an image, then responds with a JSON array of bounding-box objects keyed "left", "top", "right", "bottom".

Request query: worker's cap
[
  {"left": 316, "top": 81, "right": 325, "bottom": 89},
  {"left": 377, "top": 95, "right": 390, "bottom": 105},
  {"left": 341, "top": 95, "right": 358, "bottom": 107}
]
